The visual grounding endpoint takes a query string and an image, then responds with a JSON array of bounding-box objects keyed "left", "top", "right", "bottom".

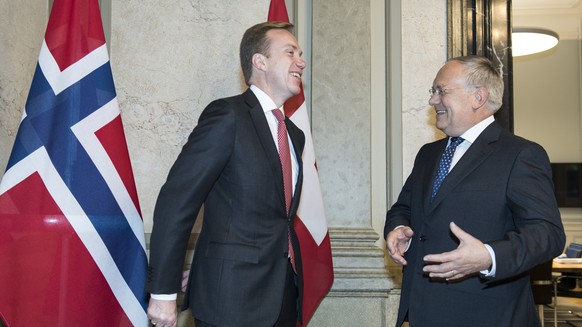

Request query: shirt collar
[
  {"left": 458, "top": 116, "right": 495, "bottom": 144},
  {"left": 250, "top": 85, "right": 282, "bottom": 114}
]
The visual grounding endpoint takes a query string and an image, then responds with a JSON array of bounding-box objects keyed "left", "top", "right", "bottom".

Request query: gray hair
[{"left": 448, "top": 55, "right": 504, "bottom": 112}]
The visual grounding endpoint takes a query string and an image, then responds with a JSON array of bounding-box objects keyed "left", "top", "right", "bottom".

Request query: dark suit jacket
[
  {"left": 147, "top": 89, "right": 305, "bottom": 327},
  {"left": 384, "top": 121, "right": 565, "bottom": 327}
]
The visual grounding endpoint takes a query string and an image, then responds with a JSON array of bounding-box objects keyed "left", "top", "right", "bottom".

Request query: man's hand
[
  {"left": 147, "top": 298, "right": 177, "bottom": 327},
  {"left": 422, "top": 222, "right": 492, "bottom": 281},
  {"left": 386, "top": 226, "right": 414, "bottom": 266}
]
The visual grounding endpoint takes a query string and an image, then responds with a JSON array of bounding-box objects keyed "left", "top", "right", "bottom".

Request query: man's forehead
[
  {"left": 435, "top": 63, "right": 465, "bottom": 84},
  {"left": 268, "top": 28, "right": 296, "bottom": 40}
]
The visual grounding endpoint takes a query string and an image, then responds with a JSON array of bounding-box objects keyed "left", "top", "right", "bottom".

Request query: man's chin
[
  {"left": 435, "top": 121, "right": 447, "bottom": 132},
  {"left": 288, "top": 89, "right": 301, "bottom": 98}
]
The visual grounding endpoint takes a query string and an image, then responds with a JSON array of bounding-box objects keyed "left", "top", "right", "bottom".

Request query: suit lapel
[
  {"left": 428, "top": 122, "right": 502, "bottom": 209},
  {"left": 286, "top": 118, "right": 304, "bottom": 218},
  {"left": 245, "top": 90, "right": 288, "bottom": 213},
  {"left": 243, "top": 89, "right": 305, "bottom": 218}
]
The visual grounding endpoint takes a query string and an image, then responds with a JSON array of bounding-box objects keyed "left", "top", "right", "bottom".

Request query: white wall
[{"left": 514, "top": 39, "right": 582, "bottom": 163}]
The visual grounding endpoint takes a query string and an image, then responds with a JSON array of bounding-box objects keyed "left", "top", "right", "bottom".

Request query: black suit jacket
[
  {"left": 384, "top": 122, "right": 565, "bottom": 327},
  {"left": 147, "top": 89, "right": 305, "bottom": 327}
]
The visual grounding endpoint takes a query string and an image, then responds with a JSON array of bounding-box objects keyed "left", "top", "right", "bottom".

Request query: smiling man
[
  {"left": 146, "top": 22, "right": 306, "bottom": 327},
  {"left": 384, "top": 55, "right": 565, "bottom": 327}
]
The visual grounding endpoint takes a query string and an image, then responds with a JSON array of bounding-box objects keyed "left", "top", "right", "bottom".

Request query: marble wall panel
[
  {"left": 110, "top": 0, "right": 270, "bottom": 230},
  {"left": 0, "top": 0, "right": 47, "bottom": 173},
  {"left": 400, "top": 0, "right": 447, "bottom": 179},
  {"left": 312, "top": 0, "right": 371, "bottom": 228}
]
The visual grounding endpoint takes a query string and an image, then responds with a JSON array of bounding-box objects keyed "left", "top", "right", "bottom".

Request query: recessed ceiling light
[{"left": 512, "top": 28, "right": 559, "bottom": 57}]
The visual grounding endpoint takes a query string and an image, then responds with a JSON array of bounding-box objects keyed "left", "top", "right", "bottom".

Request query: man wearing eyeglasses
[{"left": 384, "top": 55, "right": 565, "bottom": 327}]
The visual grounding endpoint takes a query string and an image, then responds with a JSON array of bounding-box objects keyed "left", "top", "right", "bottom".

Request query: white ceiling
[{"left": 513, "top": 0, "right": 582, "bottom": 39}]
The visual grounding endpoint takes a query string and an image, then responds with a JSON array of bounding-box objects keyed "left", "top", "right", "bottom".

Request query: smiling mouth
[
  {"left": 436, "top": 109, "right": 446, "bottom": 115},
  {"left": 290, "top": 72, "right": 301, "bottom": 78}
]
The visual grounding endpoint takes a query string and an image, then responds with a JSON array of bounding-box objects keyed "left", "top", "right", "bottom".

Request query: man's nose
[{"left": 296, "top": 57, "right": 306, "bottom": 69}]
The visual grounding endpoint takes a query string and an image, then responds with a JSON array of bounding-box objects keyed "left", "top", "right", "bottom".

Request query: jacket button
[
  {"left": 419, "top": 235, "right": 427, "bottom": 242},
  {"left": 283, "top": 251, "right": 289, "bottom": 258}
]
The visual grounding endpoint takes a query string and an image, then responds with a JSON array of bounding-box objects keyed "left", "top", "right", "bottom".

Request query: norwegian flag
[
  {"left": 0, "top": 0, "right": 148, "bottom": 326},
  {"left": 268, "top": 1, "right": 334, "bottom": 325}
]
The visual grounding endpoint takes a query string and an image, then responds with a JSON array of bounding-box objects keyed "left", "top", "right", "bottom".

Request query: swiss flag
[{"left": 268, "top": 1, "right": 334, "bottom": 326}]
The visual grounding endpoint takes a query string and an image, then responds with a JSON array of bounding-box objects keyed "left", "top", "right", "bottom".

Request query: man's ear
[
  {"left": 252, "top": 53, "right": 267, "bottom": 72},
  {"left": 473, "top": 86, "right": 489, "bottom": 109}
]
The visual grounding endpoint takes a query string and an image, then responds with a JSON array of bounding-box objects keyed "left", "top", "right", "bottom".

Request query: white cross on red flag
[{"left": 268, "top": 1, "right": 334, "bottom": 325}]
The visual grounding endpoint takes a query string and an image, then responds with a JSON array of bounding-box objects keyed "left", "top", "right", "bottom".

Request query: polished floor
[{"left": 543, "top": 296, "right": 582, "bottom": 327}]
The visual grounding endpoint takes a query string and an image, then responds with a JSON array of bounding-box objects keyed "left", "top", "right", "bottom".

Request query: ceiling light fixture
[{"left": 512, "top": 28, "right": 559, "bottom": 57}]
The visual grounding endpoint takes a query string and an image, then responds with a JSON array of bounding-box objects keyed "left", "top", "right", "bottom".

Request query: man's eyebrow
[{"left": 284, "top": 44, "right": 303, "bottom": 55}]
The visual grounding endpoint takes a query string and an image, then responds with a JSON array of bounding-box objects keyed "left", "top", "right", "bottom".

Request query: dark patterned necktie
[{"left": 431, "top": 137, "right": 464, "bottom": 201}]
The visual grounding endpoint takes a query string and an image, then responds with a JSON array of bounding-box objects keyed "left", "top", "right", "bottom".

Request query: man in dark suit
[
  {"left": 146, "top": 21, "right": 306, "bottom": 327},
  {"left": 384, "top": 55, "right": 565, "bottom": 326}
]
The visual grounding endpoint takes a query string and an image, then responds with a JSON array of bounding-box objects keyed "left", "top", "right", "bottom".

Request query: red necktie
[{"left": 272, "top": 109, "right": 295, "bottom": 271}]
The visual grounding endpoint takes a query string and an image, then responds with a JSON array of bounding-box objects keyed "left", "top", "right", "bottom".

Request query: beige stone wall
[
  {"left": 399, "top": 0, "right": 448, "bottom": 179},
  {"left": 0, "top": 0, "right": 447, "bottom": 234},
  {"left": 109, "top": 0, "right": 271, "bottom": 231},
  {"left": 0, "top": 0, "right": 47, "bottom": 171}
]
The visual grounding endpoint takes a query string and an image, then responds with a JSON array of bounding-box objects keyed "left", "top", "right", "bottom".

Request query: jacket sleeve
[
  {"left": 146, "top": 99, "right": 235, "bottom": 294},
  {"left": 488, "top": 142, "right": 565, "bottom": 281}
]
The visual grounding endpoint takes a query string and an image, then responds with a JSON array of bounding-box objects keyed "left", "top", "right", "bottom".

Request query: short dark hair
[{"left": 240, "top": 21, "right": 294, "bottom": 85}]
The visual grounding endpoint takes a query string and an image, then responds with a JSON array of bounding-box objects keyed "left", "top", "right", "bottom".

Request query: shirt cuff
[
  {"left": 480, "top": 244, "right": 496, "bottom": 278},
  {"left": 150, "top": 293, "right": 178, "bottom": 301}
]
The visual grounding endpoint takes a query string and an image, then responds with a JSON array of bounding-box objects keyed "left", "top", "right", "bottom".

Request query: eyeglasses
[
  {"left": 429, "top": 85, "right": 480, "bottom": 97},
  {"left": 429, "top": 87, "right": 463, "bottom": 97}
]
